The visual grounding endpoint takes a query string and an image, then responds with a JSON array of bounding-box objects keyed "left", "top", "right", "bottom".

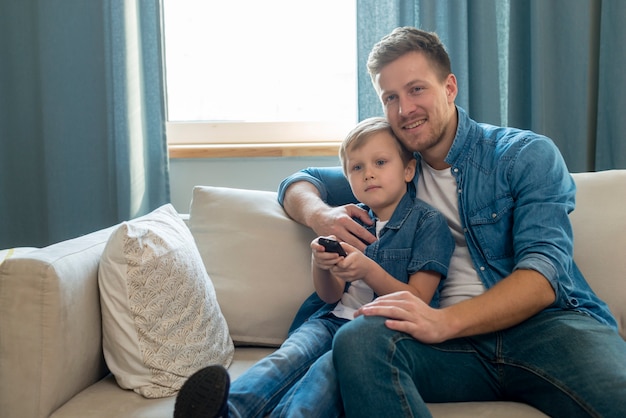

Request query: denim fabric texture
[{"left": 333, "top": 312, "right": 626, "bottom": 417}]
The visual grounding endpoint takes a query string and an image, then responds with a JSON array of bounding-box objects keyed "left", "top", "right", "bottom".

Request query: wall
[{"left": 169, "top": 156, "right": 340, "bottom": 213}]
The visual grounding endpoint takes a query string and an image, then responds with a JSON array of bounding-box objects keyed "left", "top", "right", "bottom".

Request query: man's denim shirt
[
  {"left": 289, "top": 188, "right": 455, "bottom": 328},
  {"left": 278, "top": 106, "right": 617, "bottom": 330}
]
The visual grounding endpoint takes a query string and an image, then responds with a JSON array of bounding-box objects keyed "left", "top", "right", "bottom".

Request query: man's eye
[
  {"left": 383, "top": 94, "right": 397, "bottom": 104},
  {"left": 411, "top": 86, "right": 423, "bottom": 94}
]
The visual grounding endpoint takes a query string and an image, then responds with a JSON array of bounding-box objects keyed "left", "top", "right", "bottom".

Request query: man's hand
[
  {"left": 310, "top": 205, "right": 375, "bottom": 250},
  {"left": 355, "top": 291, "right": 451, "bottom": 344},
  {"left": 282, "top": 181, "right": 375, "bottom": 251},
  {"left": 355, "top": 269, "right": 556, "bottom": 344}
]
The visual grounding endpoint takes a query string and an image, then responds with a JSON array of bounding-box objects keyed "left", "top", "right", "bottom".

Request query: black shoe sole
[{"left": 174, "top": 364, "right": 230, "bottom": 418}]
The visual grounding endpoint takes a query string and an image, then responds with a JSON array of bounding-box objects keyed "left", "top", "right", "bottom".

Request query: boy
[{"left": 174, "top": 117, "right": 454, "bottom": 418}]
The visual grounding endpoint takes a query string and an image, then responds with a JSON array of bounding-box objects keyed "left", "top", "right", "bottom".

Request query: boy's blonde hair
[{"left": 339, "top": 117, "right": 414, "bottom": 176}]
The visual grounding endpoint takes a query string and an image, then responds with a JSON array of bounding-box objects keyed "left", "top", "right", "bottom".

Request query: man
[{"left": 278, "top": 27, "right": 626, "bottom": 417}]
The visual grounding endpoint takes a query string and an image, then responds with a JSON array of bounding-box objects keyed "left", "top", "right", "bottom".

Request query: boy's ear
[{"left": 404, "top": 159, "right": 417, "bottom": 182}]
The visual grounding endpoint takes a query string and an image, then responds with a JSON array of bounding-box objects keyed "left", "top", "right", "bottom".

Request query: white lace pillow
[{"left": 98, "top": 204, "right": 233, "bottom": 398}]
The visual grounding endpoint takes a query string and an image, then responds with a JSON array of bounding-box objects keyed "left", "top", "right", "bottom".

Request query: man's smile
[{"left": 403, "top": 119, "right": 426, "bottom": 130}]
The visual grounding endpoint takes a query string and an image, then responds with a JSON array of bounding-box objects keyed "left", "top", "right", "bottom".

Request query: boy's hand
[
  {"left": 311, "top": 236, "right": 348, "bottom": 271},
  {"left": 329, "top": 244, "right": 375, "bottom": 283}
]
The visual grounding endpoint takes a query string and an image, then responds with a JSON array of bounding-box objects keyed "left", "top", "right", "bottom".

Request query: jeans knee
[{"left": 333, "top": 316, "right": 389, "bottom": 361}]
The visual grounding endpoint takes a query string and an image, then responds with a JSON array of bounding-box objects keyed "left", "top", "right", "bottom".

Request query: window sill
[{"left": 168, "top": 142, "right": 340, "bottom": 159}]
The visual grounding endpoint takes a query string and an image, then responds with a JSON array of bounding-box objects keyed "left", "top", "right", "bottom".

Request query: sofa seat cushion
[
  {"left": 98, "top": 204, "right": 234, "bottom": 399},
  {"left": 49, "top": 347, "right": 547, "bottom": 418}
]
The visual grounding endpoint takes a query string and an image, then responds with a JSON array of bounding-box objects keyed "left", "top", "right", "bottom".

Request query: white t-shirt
[{"left": 417, "top": 163, "right": 485, "bottom": 307}]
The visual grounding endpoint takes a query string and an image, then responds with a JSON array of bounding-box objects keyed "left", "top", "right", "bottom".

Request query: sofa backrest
[
  {"left": 569, "top": 170, "right": 626, "bottom": 339},
  {"left": 188, "top": 171, "right": 626, "bottom": 346},
  {"left": 189, "top": 186, "right": 317, "bottom": 347}
]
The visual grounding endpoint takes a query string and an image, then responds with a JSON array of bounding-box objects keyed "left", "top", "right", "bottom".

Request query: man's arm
[
  {"left": 282, "top": 181, "right": 376, "bottom": 250},
  {"left": 356, "top": 268, "right": 555, "bottom": 344}
]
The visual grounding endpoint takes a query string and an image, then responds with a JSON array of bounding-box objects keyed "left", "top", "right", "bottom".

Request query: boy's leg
[
  {"left": 499, "top": 311, "right": 626, "bottom": 418},
  {"left": 271, "top": 350, "right": 342, "bottom": 418},
  {"left": 175, "top": 317, "right": 337, "bottom": 418},
  {"left": 226, "top": 317, "right": 341, "bottom": 418}
]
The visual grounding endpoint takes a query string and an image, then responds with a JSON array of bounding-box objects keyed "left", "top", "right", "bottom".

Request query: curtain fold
[
  {"left": 0, "top": 0, "right": 169, "bottom": 249},
  {"left": 357, "top": 0, "right": 626, "bottom": 172}
]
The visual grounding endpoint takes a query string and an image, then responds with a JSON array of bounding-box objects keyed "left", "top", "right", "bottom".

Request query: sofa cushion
[
  {"left": 98, "top": 204, "right": 233, "bottom": 398},
  {"left": 189, "top": 186, "right": 317, "bottom": 346}
]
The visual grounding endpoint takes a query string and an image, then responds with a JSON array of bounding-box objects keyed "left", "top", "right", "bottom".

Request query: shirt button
[
  {"left": 453, "top": 168, "right": 459, "bottom": 173},
  {"left": 458, "top": 188, "right": 462, "bottom": 193},
  {"left": 480, "top": 266, "right": 485, "bottom": 271},
  {"left": 492, "top": 213, "right": 497, "bottom": 218}
]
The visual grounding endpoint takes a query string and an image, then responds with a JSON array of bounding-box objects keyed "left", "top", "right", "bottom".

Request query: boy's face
[
  {"left": 374, "top": 51, "right": 457, "bottom": 167},
  {"left": 345, "top": 132, "right": 415, "bottom": 221}
]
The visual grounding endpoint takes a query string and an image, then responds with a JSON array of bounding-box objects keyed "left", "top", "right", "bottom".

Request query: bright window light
[{"left": 162, "top": 0, "right": 357, "bottom": 144}]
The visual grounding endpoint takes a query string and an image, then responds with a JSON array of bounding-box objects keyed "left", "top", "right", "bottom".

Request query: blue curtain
[
  {"left": 357, "top": 0, "right": 626, "bottom": 172},
  {"left": 0, "top": 0, "right": 169, "bottom": 249}
]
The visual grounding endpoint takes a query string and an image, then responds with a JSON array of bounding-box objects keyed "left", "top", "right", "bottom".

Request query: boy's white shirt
[{"left": 331, "top": 220, "right": 387, "bottom": 320}]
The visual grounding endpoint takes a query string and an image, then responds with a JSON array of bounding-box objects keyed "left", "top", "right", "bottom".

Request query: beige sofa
[{"left": 1, "top": 170, "right": 624, "bottom": 418}]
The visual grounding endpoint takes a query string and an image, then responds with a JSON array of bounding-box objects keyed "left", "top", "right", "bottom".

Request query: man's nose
[{"left": 398, "top": 95, "right": 415, "bottom": 117}]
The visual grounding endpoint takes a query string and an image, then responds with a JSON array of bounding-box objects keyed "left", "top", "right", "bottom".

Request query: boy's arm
[
  {"left": 311, "top": 237, "right": 348, "bottom": 304},
  {"left": 360, "top": 257, "right": 440, "bottom": 303},
  {"left": 312, "top": 259, "right": 345, "bottom": 304},
  {"left": 333, "top": 246, "right": 441, "bottom": 304}
]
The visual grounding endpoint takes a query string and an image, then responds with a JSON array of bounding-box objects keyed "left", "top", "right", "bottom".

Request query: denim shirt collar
[
  {"left": 360, "top": 186, "right": 417, "bottom": 236},
  {"left": 444, "top": 106, "right": 475, "bottom": 169}
]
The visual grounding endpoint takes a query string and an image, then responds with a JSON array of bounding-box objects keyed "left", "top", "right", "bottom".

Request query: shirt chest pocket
[
  {"left": 372, "top": 248, "right": 412, "bottom": 284},
  {"left": 467, "top": 195, "right": 515, "bottom": 260}
]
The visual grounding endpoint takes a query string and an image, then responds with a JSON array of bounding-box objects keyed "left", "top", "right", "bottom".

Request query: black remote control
[{"left": 318, "top": 237, "right": 348, "bottom": 257}]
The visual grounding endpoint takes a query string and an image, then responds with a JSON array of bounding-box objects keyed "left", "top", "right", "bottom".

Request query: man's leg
[
  {"left": 332, "top": 315, "right": 503, "bottom": 418},
  {"left": 499, "top": 311, "right": 626, "bottom": 418}
]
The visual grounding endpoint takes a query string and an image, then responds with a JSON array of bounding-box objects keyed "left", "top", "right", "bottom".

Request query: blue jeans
[
  {"left": 333, "top": 312, "right": 626, "bottom": 418},
  {"left": 227, "top": 313, "right": 345, "bottom": 418}
]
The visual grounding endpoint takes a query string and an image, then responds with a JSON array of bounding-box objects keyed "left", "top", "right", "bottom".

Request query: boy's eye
[
  {"left": 351, "top": 164, "right": 362, "bottom": 172},
  {"left": 376, "top": 159, "right": 386, "bottom": 166}
]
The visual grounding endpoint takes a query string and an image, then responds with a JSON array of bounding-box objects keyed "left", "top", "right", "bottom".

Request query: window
[{"left": 162, "top": 0, "right": 357, "bottom": 152}]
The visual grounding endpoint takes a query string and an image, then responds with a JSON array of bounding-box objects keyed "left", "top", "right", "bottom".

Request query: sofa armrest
[
  {"left": 0, "top": 227, "right": 114, "bottom": 418},
  {"left": 571, "top": 169, "right": 626, "bottom": 339}
]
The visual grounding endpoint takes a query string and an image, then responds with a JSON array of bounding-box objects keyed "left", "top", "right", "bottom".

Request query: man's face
[{"left": 374, "top": 51, "right": 457, "bottom": 165}]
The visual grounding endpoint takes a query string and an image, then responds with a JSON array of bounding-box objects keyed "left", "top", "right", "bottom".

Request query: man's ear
[
  {"left": 405, "top": 159, "right": 417, "bottom": 182},
  {"left": 445, "top": 73, "right": 458, "bottom": 103}
]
